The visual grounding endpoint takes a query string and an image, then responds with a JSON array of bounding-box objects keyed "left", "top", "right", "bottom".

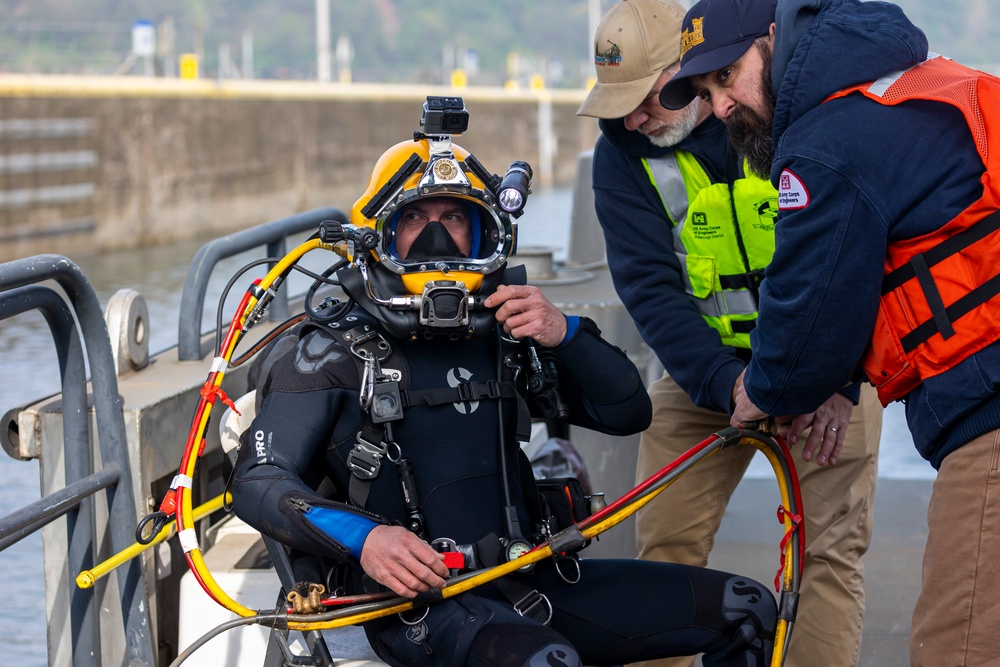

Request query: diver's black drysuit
[{"left": 232, "top": 300, "right": 776, "bottom": 667}]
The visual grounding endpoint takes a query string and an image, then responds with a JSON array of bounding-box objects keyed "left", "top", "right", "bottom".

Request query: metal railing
[
  {"left": 177, "top": 207, "right": 348, "bottom": 361},
  {"left": 0, "top": 208, "right": 347, "bottom": 665},
  {"left": 0, "top": 255, "right": 154, "bottom": 667}
]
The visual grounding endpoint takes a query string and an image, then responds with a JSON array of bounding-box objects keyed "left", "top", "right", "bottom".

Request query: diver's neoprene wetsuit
[{"left": 232, "top": 307, "right": 776, "bottom": 667}]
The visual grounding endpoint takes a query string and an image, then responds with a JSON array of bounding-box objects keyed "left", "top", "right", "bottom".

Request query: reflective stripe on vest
[
  {"left": 826, "top": 55, "right": 1000, "bottom": 405},
  {"left": 643, "top": 151, "right": 778, "bottom": 347}
]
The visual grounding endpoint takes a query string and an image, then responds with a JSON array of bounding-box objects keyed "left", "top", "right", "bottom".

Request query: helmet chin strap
[{"left": 405, "top": 221, "right": 466, "bottom": 260}]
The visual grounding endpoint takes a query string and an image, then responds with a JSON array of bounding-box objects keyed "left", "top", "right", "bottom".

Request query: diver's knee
[
  {"left": 468, "top": 621, "right": 581, "bottom": 667},
  {"left": 722, "top": 575, "right": 777, "bottom": 654}
]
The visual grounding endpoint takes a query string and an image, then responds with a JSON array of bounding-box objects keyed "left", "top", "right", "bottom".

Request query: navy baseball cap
[{"left": 659, "top": 0, "right": 777, "bottom": 109}]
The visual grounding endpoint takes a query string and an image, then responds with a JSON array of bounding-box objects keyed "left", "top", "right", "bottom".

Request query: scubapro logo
[
  {"left": 526, "top": 644, "right": 577, "bottom": 667},
  {"left": 254, "top": 429, "right": 267, "bottom": 463},
  {"left": 730, "top": 578, "right": 762, "bottom": 604},
  {"left": 446, "top": 367, "right": 479, "bottom": 414},
  {"left": 545, "top": 648, "right": 573, "bottom": 667},
  {"left": 405, "top": 621, "right": 428, "bottom": 646}
]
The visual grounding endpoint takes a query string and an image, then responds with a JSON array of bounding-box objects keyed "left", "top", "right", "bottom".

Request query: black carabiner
[{"left": 135, "top": 511, "right": 172, "bottom": 545}]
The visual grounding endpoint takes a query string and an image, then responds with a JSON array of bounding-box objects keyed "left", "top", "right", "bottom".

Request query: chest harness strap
[{"left": 337, "top": 323, "right": 557, "bottom": 622}]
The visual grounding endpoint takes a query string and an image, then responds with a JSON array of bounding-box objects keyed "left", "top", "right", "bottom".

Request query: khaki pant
[
  {"left": 630, "top": 374, "right": 882, "bottom": 667},
  {"left": 911, "top": 428, "right": 1000, "bottom": 666}
]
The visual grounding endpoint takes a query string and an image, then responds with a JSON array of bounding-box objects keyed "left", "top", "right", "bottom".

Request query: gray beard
[{"left": 644, "top": 102, "right": 703, "bottom": 148}]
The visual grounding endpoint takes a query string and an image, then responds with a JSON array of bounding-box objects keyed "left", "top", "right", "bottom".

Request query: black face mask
[{"left": 405, "top": 220, "right": 466, "bottom": 260}]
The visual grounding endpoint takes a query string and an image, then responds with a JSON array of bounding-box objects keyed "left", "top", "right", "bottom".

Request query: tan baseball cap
[{"left": 577, "top": 0, "right": 686, "bottom": 119}]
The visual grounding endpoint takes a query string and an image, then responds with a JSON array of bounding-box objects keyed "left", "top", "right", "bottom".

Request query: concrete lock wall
[{"left": 0, "top": 76, "right": 601, "bottom": 262}]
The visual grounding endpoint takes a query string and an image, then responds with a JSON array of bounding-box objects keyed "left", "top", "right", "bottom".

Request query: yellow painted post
[
  {"left": 179, "top": 53, "right": 199, "bottom": 80},
  {"left": 450, "top": 68, "right": 468, "bottom": 88},
  {"left": 529, "top": 74, "right": 545, "bottom": 90}
]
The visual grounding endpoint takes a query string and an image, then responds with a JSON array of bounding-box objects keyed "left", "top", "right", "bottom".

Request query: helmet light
[{"left": 497, "top": 162, "right": 533, "bottom": 217}]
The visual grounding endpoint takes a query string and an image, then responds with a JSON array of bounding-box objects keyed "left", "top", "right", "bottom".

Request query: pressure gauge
[{"left": 506, "top": 539, "right": 534, "bottom": 571}]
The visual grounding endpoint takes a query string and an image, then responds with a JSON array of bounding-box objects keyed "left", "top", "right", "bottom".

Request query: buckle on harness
[
  {"left": 456, "top": 380, "right": 502, "bottom": 403},
  {"left": 347, "top": 432, "right": 388, "bottom": 480},
  {"left": 432, "top": 537, "right": 479, "bottom": 575},
  {"left": 456, "top": 382, "right": 475, "bottom": 403},
  {"left": 513, "top": 589, "right": 552, "bottom": 626}
]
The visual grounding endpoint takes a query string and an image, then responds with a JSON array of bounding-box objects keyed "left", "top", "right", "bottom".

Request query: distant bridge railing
[{"left": 177, "top": 206, "right": 348, "bottom": 361}]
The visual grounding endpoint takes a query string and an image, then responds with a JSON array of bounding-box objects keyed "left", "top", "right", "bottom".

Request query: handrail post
[
  {"left": 0, "top": 285, "right": 100, "bottom": 667},
  {"left": 0, "top": 256, "right": 154, "bottom": 666}
]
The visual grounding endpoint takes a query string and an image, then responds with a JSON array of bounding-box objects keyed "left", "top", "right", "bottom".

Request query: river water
[{"left": 0, "top": 188, "right": 932, "bottom": 665}]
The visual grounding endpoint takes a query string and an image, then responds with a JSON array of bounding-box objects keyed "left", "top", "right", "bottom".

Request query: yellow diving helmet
[{"left": 342, "top": 96, "right": 531, "bottom": 338}]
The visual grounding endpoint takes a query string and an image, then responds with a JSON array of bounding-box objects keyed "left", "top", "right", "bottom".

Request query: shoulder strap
[{"left": 644, "top": 152, "right": 689, "bottom": 225}]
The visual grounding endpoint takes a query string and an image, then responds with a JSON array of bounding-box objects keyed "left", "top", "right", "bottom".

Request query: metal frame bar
[
  {"left": 0, "top": 284, "right": 101, "bottom": 666},
  {"left": 0, "top": 255, "right": 154, "bottom": 666},
  {"left": 0, "top": 464, "right": 119, "bottom": 549},
  {"left": 260, "top": 535, "right": 333, "bottom": 667}
]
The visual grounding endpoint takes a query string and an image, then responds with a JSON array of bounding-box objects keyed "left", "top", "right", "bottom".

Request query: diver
[{"left": 230, "top": 96, "right": 776, "bottom": 666}]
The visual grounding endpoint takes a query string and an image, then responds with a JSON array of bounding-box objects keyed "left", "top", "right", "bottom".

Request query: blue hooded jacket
[{"left": 744, "top": 0, "right": 1000, "bottom": 467}]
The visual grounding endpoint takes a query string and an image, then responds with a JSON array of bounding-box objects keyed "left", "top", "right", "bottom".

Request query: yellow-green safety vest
[{"left": 642, "top": 151, "right": 778, "bottom": 348}]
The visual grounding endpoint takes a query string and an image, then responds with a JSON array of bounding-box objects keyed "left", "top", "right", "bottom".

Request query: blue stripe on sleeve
[
  {"left": 562, "top": 315, "right": 581, "bottom": 343},
  {"left": 304, "top": 506, "right": 379, "bottom": 560}
]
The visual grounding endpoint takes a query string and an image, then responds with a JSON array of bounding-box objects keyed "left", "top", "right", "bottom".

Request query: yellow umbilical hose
[
  {"left": 167, "top": 236, "right": 802, "bottom": 666},
  {"left": 175, "top": 238, "right": 336, "bottom": 618},
  {"left": 278, "top": 427, "right": 802, "bottom": 667}
]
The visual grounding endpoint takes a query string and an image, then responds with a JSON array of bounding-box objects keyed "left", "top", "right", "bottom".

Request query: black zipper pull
[{"left": 289, "top": 498, "right": 313, "bottom": 513}]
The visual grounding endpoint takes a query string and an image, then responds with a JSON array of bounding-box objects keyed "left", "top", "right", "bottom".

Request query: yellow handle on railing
[{"left": 76, "top": 493, "right": 230, "bottom": 589}]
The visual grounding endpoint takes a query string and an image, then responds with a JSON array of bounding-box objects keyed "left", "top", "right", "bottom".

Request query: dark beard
[{"left": 725, "top": 41, "right": 777, "bottom": 179}]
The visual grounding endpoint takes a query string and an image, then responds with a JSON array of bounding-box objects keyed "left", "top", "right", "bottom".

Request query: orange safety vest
[{"left": 827, "top": 56, "right": 1000, "bottom": 406}]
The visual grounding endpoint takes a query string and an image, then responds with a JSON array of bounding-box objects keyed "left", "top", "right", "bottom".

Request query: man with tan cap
[{"left": 578, "top": 1, "right": 882, "bottom": 665}]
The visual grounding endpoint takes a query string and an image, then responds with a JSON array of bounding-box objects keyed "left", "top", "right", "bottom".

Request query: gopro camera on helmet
[{"left": 420, "top": 96, "right": 470, "bottom": 136}]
